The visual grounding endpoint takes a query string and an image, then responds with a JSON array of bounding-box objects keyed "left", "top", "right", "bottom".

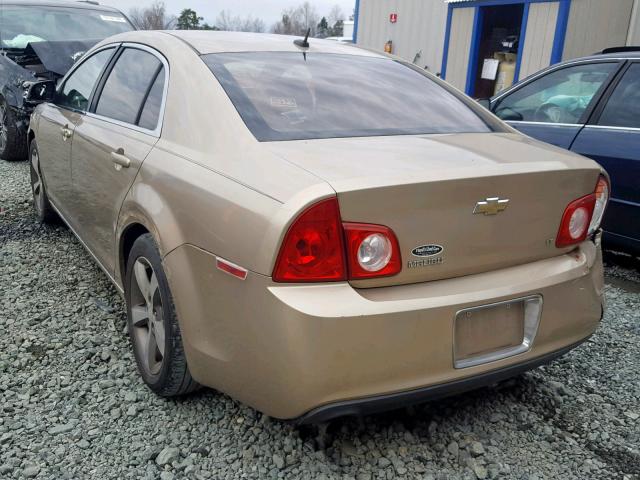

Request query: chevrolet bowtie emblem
[{"left": 473, "top": 197, "right": 510, "bottom": 215}]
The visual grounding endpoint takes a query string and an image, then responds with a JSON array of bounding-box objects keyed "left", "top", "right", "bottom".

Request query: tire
[
  {"left": 125, "top": 233, "right": 199, "bottom": 396},
  {"left": 0, "top": 97, "right": 28, "bottom": 161},
  {"left": 29, "top": 139, "right": 58, "bottom": 224}
]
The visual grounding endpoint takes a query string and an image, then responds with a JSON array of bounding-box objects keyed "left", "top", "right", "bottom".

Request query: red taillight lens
[
  {"left": 273, "top": 198, "right": 402, "bottom": 282},
  {"left": 556, "top": 193, "right": 596, "bottom": 248},
  {"left": 343, "top": 223, "right": 402, "bottom": 279},
  {"left": 272, "top": 198, "right": 346, "bottom": 282}
]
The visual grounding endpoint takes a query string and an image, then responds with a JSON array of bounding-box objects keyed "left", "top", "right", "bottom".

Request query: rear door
[
  {"left": 69, "top": 44, "right": 167, "bottom": 274},
  {"left": 571, "top": 61, "right": 640, "bottom": 247},
  {"left": 37, "top": 47, "right": 116, "bottom": 213},
  {"left": 491, "top": 61, "right": 621, "bottom": 148}
]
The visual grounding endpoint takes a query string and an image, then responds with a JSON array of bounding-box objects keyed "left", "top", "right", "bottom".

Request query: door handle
[
  {"left": 111, "top": 151, "right": 131, "bottom": 170},
  {"left": 60, "top": 126, "right": 73, "bottom": 141}
]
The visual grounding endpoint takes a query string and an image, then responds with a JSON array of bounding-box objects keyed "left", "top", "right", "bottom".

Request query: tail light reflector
[
  {"left": 556, "top": 175, "right": 609, "bottom": 248},
  {"left": 556, "top": 194, "right": 596, "bottom": 248},
  {"left": 343, "top": 223, "right": 402, "bottom": 279}
]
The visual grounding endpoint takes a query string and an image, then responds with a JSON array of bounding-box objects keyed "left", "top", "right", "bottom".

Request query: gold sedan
[{"left": 28, "top": 31, "right": 608, "bottom": 423}]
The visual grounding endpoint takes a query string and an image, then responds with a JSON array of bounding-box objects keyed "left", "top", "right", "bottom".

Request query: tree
[
  {"left": 327, "top": 5, "right": 345, "bottom": 36},
  {"left": 272, "top": 13, "right": 293, "bottom": 35},
  {"left": 177, "top": 8, "right": 203, "bottom": 30},
  {"left": 316, "top": 17, "right": 329, "bottom": 38},
  {"left": 272, "top": 2, "right": 319, "bottom": 36},
  {"left": 330, "top": 20, "right": 344, "bottom": 37},
  {"left": 327, "top": 5, "right": 344, "bottom": 28},
  {"left": 216, "top": 10, "right": 265, "bottom": 32},
  {"left": 128, "top": 1, "right": 175, "bottom": 30}
]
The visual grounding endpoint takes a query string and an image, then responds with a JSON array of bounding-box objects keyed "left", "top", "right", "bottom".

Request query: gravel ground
[{"left": 1, "top": 159, "right": 639, "bottom": 480}]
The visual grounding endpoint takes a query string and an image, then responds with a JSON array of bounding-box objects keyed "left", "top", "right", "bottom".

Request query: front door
[
  {"left": 36, "top": 47, "right": 116, "bottom": 214},
  {"left": 571, "top": 62, "right": 640, "bottom": 248},
  {"left": 35, "top": 106, "right": 79, "bottom": 212},
  {"left": 69, "top": 46, "right": 166, "bottom": 273},
  {"left": 492, "top": 61, "right": 621, "bottom": 149}
]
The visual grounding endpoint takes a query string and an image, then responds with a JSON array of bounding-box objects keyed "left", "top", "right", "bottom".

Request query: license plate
[{"left": 454, "top": 295, "right": 542, "bottom": 369}]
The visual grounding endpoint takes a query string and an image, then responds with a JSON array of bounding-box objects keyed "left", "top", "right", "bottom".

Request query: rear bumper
[
  {"left": 164, "top": 239, "right": 604, "bottom": 420},
  {"left": 294, "top": 336, "right": 592, "bottom": 424}
]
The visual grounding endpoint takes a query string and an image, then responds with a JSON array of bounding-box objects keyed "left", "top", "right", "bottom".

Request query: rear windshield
[
  {"left": 0, "top": 6, "right": 133, "bottom": 49},
  {"left": 203, "top": 52, "right": 493, "bottom": 141}
]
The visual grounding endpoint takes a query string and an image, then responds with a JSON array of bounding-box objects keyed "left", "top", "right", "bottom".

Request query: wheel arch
[
  {"left": 119, "top": 222, "right": 151, "bottom": 286},
  {"left": 116, "top": 185, "right": 183, "bottom": 288}
]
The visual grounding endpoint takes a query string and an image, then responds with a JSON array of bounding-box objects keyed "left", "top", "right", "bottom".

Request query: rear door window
[
  {"left": 597, "top": 63, "right": 640, "bottom": 129},
  {"left": 95, "top": 48, "right": 164, "bottom": 128},
  {"left": 137, "top": 68, "right": 165, "bottom": 130},
  {"left": 203, "top": 52, "right": 493, "bottom": 141},
  {"left": 494, "top": 62, "right": 618, "bottom": 124},
  {"left": 58, "top": 48, "right": 114, "bottom": 111}
]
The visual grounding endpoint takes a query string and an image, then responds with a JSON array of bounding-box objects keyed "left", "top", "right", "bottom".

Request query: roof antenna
[{"left": 294, "top": 28, "right": 311, "bottom": 48}]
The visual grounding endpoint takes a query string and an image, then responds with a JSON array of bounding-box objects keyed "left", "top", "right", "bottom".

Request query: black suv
[{"left": 0, "top": 0, "right": 134, "bottom": 160}]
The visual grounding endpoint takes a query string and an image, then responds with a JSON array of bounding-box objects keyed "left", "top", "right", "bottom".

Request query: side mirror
[
  {"left": 24, "top": 80, "right": 56, "bottom": 104},
  {"left": 494, "top": 107, "right": 524, "bottom": 122},
  {"left": 476, "top": 98, "right": 491, "bottom": 110}
]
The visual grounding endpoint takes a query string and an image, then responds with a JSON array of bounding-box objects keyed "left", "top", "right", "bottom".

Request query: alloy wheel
[
  {"left": 130, "top": 257, "right": 166, "bottom": 376},
  {"left": 30, "top": 147, "right": 43, "bottom": 214},
  {"left": 0, "top": 103, "right": 7, "bottom": 152}
]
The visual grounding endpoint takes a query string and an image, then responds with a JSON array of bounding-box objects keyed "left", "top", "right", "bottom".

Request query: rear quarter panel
[{"left": 117, "top": 147, "right": 281, "bottom": 282}]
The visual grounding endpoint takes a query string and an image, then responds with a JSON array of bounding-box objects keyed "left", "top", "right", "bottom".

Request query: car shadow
[
  {"left": 603, "top": 248, "right": 640, "bottom": 271},
  {"left": 293, "top": 373, "right": 539, "bottom": 448}
]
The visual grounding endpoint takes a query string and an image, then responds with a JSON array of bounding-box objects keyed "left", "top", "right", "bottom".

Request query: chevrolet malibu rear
[{"left": 29, "top": 32, "right": 607, "bottom": 423}]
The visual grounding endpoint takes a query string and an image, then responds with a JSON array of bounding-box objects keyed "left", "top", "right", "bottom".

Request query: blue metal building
[{"left": 354, "top": 0, "right": 640, "bottom": 96}]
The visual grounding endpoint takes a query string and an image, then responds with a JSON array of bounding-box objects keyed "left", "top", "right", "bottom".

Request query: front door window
[
  {"left": 57, "top": 48, "right": 115, "bottom": 111},
  {"left": 494, "top": 62, "right": 618, "bottom": 124}
]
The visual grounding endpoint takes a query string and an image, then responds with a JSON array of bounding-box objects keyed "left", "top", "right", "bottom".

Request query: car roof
[
  {"left": 492, "top": 49, "right": 640, "bottom": 100},
  {"left": 0, "top": 0, "right": 125, "bottom": 12},
  {"left": 157, "top": 31, "right": 384, "bottom": 57},
  {"left": 570, "top": 51, "right": 640, "bottom": 62}
]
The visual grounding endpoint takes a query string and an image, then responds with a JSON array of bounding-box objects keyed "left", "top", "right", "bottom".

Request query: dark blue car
[{"left": 488, "top": 50, "right": 640, "bottom": 254}]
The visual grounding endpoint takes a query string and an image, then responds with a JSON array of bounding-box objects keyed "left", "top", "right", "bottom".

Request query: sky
[{"left": 99, "top": 0, "right": 357, "bottom": 27}]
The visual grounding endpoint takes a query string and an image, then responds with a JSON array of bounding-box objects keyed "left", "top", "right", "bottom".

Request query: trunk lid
[{"left": 266, "top": 133, "right": 602, "bottom": 287}]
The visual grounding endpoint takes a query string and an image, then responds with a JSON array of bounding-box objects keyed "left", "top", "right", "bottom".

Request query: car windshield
[
  {"left": 203, "top": 52, "right": 493, "bottom": 141},
  {"left": 0, "top": 5, "right": 133, "bottom": 49}
]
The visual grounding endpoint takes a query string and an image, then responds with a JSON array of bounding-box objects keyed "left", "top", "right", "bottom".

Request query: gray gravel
[{"left": 1, "top": 159, "right": 639, "bottom": 480}]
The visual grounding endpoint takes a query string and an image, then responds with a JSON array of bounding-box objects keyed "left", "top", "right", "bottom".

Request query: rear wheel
[
  {"left": 0, "top": 97, "right": 28, "bottom": 161},
  {"left": 29, "top": 140, "right": 58, "bottom": 224},
  {"left": 125, "top": 234, "right": 199, "bottom": 396}
]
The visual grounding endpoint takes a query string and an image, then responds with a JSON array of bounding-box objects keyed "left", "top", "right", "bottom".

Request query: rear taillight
[
  {"left": 272, "top": 198, "right": 346, "bottom": 282},
  {"left": 556, "top": 195, "right": 596, "bottom": 247},
  {"left": 343, "top": 223, "right": 402, "bottom": 279},
  {"left": 588, "top": 176, "right": 609, "bottom": 235},
  {"left": 273, "top": 198, "right": 401, "bottom": 282},
  {"left": 556, "top": 176, "right": 609, "bottom": 248}
]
